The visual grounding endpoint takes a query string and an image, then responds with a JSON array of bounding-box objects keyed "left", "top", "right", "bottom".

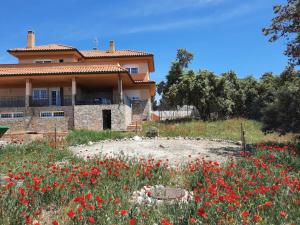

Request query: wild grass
[
  {"left": 141, "top": 118, "right": 294, "bottom": 143},
  {"left": 66, "top": 129, "right": 134, "bottom": 146},
  {"left": 0, "top": 141, "right": 76, "bottom": 173}
]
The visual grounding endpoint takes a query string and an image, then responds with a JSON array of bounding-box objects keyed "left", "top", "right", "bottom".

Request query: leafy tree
[
  {"left": 176, "top": 48, "right": 194, "bottom": 68},
  {"left": 262, "top": 79, "right": 300, "bottom": 133},
  {"left": 263, "top": 0, "right": 300, "bottom": 65}
]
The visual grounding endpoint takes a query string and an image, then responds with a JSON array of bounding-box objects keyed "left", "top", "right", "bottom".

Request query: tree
[
  {"left": 263, "top": 0, "right": 300, "bottom": 65},
  {"left": 176, "top": 48, "right": 194, "bottom": 69},
  {"left": 261, "top": 79, "right": 300, "bottom": 133}
]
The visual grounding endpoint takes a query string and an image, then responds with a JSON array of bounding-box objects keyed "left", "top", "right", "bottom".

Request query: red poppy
[
  {"left": 241, "top": 211, "right": 249, "bottom": 218},
  {"left": 52, "top": 221, "right": 59, "bottom": 225},
  {"left": 280, "top": 211, "right": 287, "bottom": 218},
  {"left": 121, "top": 209, "right": 128, "bottom": 215},
  {"left": 67, "top": 210, "right": 75, "bottom": 217},
  {"left": 129, "top": 218, "right": 136, "bottom": 225},
  {"left": 88, "top": 217, "right": 95, "bottom": 223}
]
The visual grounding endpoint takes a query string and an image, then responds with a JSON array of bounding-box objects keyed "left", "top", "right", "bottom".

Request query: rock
[
  {"left": 236, "top": 141, "right": 242, "bottom": 146},
  {"left": 0, "top": 175, "right": 10, "bottom": 186},
  {"left": 0, "top": 140, "right": 8, "bottom": 148},
  {"left": 133, "top": 136, "right": 142, "bottom": 141},
  {"left": 88, "top": 141, "right": 93, "bottom": 146}
]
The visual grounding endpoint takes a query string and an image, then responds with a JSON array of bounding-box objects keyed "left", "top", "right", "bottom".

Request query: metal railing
[
  {"left": 29, "top": 95, "right": 73, "bottom": 107},
  {"left": 0, "top": 96, "right": 25, "bottom": 107}
]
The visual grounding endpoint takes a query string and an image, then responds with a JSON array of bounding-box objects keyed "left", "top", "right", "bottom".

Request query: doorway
[
  {"left": 49, "top": 88, "right": 61, "bottom": 106},
  {"left": 102, "top": 110, "right": 111, "bottom": 130}
]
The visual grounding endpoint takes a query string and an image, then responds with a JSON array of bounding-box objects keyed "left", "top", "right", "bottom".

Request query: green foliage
[
  {"left": 262, "top": 79, "right": 300, "bottom": 133},
  {"left": 263, "top": 0, "right": 300, "bottom": 65},
  {"left": 159, "top": 48, "right": 300, "bottom": 134},
  {"left": 66, "top": 129, "right": 133, "bottom": 145},
  {"left": 145, "top": 126, "right": 159, "bottom": 138},
  {"left": 142, "top": 118, "right": 294, "bottom": 143}
]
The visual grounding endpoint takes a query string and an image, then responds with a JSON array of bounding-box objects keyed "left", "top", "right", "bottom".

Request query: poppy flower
[
  {"left": 129, "top": 218, "right": 136, "bottom": 225},
  {"left": 88, "top": 216, "right": 95, "bottom": 223},
  {"left": 67, "top": 210, "right": 75, "bottom": 217},
  {"left": 52, "top": 221, "right": 59, "bottom": 225},
  {"left": 280, "top": 211, "right": 287, "bottom": 218},
  {"left": 241, "top": 211, "right": 249, "bottom": 218}
]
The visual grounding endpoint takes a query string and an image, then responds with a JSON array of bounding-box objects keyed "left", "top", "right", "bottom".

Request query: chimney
[
  {"left": 27, "top": 31, "right": 35, "bottom": 48},
  {"left": 109, "top": 40, "right": 115, "bottom": 52}
]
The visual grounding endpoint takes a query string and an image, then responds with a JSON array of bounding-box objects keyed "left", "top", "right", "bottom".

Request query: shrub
[{"left": 145, "top": 127, "right": 159, "bottom": 138}]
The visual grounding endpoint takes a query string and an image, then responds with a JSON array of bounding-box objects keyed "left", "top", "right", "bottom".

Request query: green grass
[
  {"left": 66, "top": 129, "right": 134, "bottom": 146},
  {"left": 141, "top": 118, "right": 294, "bottom": 143},
  {"left": 0, "top": 141, "right": 76, "bottom": 173},
  {"left": 65, "top": 118, "right": 294, "bottom": 145}
]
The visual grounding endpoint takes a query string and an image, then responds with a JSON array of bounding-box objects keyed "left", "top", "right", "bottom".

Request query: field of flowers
[{"left": 0, "top": 142, "right": 299, "bottom": 225}]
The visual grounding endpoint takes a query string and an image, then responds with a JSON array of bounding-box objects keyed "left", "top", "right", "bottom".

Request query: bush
[{"left": 145, "top": 126, "right": 159, "bottom": 138}]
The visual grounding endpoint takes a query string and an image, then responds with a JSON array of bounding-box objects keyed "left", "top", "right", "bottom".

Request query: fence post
[
  {"left": 241, "top": 123, "right": 246, "bottom": 155},
  {"left": 135, "top": 121, "right": 138, "bottom": 135},
  {"left": 54, "top": 124, "right": 57, "bottom": 149}
]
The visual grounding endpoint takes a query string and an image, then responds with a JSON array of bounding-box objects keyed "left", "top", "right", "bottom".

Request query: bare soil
[{"left": 70, "top": 137, "right": 241, "bottom": 166}]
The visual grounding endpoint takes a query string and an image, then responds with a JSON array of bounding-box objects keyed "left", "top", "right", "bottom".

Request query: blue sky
[{"left": 0, "top": 0, "right": 289, "bottom": 82}]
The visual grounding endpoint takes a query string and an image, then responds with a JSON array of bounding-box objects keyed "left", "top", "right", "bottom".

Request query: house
[{"left": 0, "top": 31, "right": 155, "bottom": 134}]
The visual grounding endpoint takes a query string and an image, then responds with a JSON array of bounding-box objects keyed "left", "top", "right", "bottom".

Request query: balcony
[{"left": 0, "top": 96, "right": 25, "bottom": 107}]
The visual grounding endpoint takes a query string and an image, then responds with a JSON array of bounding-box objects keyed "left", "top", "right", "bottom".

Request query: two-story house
[{"left": 0, "top": 31, "right": 155, "bottom": 134}]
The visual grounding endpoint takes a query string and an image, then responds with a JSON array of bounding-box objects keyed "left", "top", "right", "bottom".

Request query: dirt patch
[{"left": 70, "top": 137, "right": 241, "bottom": 166}]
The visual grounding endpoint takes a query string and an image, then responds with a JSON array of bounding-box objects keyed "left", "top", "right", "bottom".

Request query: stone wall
[
  {"left": 0, "top": 106, "right": 73, "bottom": 133},
  {"left": 132, "top": 100, "right": 151, "bottom": 122},
  {"left": 74, "top": 104, "right": 132, "bottom": 131}
]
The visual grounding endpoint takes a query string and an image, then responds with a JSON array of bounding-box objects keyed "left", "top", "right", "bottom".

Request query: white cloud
[{"left": 122, "top": 3, "right": 259, "bottom": 34}]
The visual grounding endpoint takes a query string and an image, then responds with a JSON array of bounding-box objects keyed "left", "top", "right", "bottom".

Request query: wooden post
[
  {"left": 241, "top": 123, "right": 246, "bottom": 155},
  {"left": 54, "top": 124, "right": 57, "bottom": 149},
  {"left": 135, "top": 121, "right": 138, "bottom": 134}
]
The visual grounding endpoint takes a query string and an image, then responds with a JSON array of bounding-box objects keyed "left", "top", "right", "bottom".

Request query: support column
[
  {"left": 72, "top": 78, "right": 76, "bottom": 106},
  {"left": 25, "top": 79, "right": 32, "bottom": 107},
  {"left": 118, "top": 74, "right": 123, "bottom": 104}
]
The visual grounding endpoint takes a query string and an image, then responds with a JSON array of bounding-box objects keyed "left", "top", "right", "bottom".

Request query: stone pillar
[
  {"left": 25, "top": 79, "right": 32, "bottom": 107},
  {"left": 118, "top": 75, "right": 123, "bottom": 104},
  {"left": 147, "top": 98, "right": 152, "bottom": 121},
  {"left": 72, "top": 78, "right": 76, "bottom": 106}
]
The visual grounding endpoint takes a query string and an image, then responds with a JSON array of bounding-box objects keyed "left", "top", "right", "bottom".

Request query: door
[
  {"left": 102, "top": 110, "right": 111, "bottom": 130},
  {"left": 49, "top": 88, "right": 61, "bottom": 106}
]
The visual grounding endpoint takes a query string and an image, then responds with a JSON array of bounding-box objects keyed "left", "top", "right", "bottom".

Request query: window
[
  {"left": 40, "top": 111, "right": 64, "bottom": 118},
  {"left": 33, "top": 89, "right": 48, "bottom": 100},
  {"left": 53, "top": 111, "right": 64, "bottom": 117},
  {"left": 59, "top": 59, "right": 64, "bottom": 63},
  {"left": 0, "top": 112, "right": 24, "bottom": 119},
  {"left": 40, "top": 112, "right": 52, "bottom": 118},
  {"left": 126, "top": 67, "right": 139, "bottom": 74},
  {"left": 13, "top": 112, "right": 24, "bottom": 118},
  {"left": 1, "top": 113, "right": 12, "bottom": 119},
  {"left": 35, "top": 60, "right": 52, "bottom": 64}
]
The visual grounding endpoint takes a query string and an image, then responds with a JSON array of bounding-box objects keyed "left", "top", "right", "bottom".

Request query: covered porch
[{"left": 0, "top": 73, "right": 131, "bottom": 108}]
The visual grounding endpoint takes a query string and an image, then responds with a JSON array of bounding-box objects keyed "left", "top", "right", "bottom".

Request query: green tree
[
  {"left": 176, "top": 48, "right": 194, "bottom": 68},
  {"left": 263, "top": 0, "right": 300, "bottom": 65},
  {"left": 261, "top": 79, "right": 300, "bottom": 133}
]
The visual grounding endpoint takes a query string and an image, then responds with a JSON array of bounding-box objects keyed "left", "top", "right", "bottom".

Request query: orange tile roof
[
  {"left": 0, "top": 63, "right": 127, "bottom": 76},
  {"left": 8, "top": 44, "right": 77, "bottom": 52},
  {"left": 80, "top": 50, "right": 153, "bottom": 58}
]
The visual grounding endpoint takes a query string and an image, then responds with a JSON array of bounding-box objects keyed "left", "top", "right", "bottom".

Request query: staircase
[{"left": 127, "top": 121, "right": 142, "bottom": 132}]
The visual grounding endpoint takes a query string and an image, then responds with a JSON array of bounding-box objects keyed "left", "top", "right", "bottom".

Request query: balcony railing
[
  {"left": 29, "top": 95, "right": 72, "bottom": 107},
  {"left": 0, "top": 96, "right": 25, "bottom": 107},
  {"left": 75, "top": 97, "right": 113, "bottom": 105}
]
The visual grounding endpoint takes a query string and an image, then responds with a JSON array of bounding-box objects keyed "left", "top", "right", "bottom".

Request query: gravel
[{"left": 70, "top": 137, "right": 241, "bottom": 166}]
